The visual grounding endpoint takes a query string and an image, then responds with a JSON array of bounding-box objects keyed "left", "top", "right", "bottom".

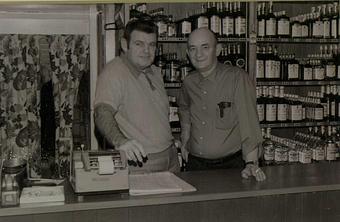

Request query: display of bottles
[
  {"left": 218, "top": 43, "right": 245, "bottom": 69},
  {"left": 261, "top": 126, "right": 340, "bottom": 165}
]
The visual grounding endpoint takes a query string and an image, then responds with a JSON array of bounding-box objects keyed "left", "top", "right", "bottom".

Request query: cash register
[{"left": 70, "top": 149, "right": 129, "bottom": 194}]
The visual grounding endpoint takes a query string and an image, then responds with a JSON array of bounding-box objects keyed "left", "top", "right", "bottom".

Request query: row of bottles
[
  {"left": 217, "top": 43, "right": 245, "bottom": 69},
  {"left": 130, "top": 2, "right": 247, "bottom": 38},
  {"left": 257, "top": 1, "right": 340, "bottom": 39},
  {"left": 154, "top": 45, "right": 193, "bottom": 83},
  {"left": 256, "top": 44, "right": 340, "bottom": 81},
  {"left": 256, "top": 85, "right": 340, "bottom": 123},
  {"left": 262, "top": 126, "right": 340, "bottom": 166}
]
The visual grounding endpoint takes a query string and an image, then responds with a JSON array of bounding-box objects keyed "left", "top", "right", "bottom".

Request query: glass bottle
[
  {"left": 234, "top": 2, "right": 246, "bottom": 38},
  {"left": 265, "top": 1, "right": 277, "bottom": 37},
  {"left": 277, "top": 11, "right": 290, "bottom": 38},
  {"left": 257, "top": 3, "right": 266, "bottom": 38},
  {"left": 263, "top": 128, "right": 275, "bottom": 165}
]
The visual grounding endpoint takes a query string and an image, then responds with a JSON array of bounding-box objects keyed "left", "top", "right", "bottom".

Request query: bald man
[{"left": 178, "top": 28, "right": 266, "bottom": 181}]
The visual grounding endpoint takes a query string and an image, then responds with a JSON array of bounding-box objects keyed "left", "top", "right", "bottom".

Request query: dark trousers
[{"left": 186, "top": 150, "right": 244, "bottom": 171}]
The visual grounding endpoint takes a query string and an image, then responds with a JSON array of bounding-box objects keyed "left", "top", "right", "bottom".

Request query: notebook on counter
[
  {"left": 129, "top": 171, "right": 196, "bottom": 196},
  {"left": 20, "top": 185, "right": 65, "bottom": 207}
]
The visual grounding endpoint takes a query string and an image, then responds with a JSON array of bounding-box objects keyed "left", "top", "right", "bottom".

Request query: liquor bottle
[
  {"left": 334, "top": 45, "right": 340, "bottom": 80},
  {"left": 314, "top": 98, "right": 324, "bottom": 121},
  {"left": 287, "top": 54, "right": 300, "bottom": 81},
  {"left": 280, "top": 54, "right": 288, "bottom": 81},
  {"left": 321, "top": 4, "right": 331, "bottom": 38},
  {"left": 167, "top": 15, "right": 177, "bottom": 37},
  {"left": 224, "top": 44, "right": 233, "bottom": 66},
  {"left": 325, "top": 85, "right": 332, "bottom": 120},
  {"left": 265, "top": 86, "right": 277, "bottom": 123},
  {"left": 154, "top": 8, "right": 168, "bottom": 38},
  {"left": 234, "top": 2, "right": 246, "bottom": 38},
  {"left": 193, "top": 4, "right": 209, "bottom": 30},
  {"left": 235, "top": 44, "right": 245, "bottom": 69},
  {"left": 325, "top": 125, "right": 337, "bottom": 161},
  {"left": 222, "top": 2, "right": 234, "bottom": 37},
  {"left": 277, "top": 86, "right": 288, "bottom": 122},
  {"left": 301, "top": 58, "right": 313, "bottom": 81},
  {"left": 325, "top": 45, "right": 336, "bottom": 80},
  {"left": 155, "top": 45, "right": 166, "bottom": 79},
  {"left": 256, "top": 46, "right": 265, "bottom": 81},
  {"left": 257, "top": 3, "right": 266, "bottom": 38},
  {"left": 337, "top": 86, "right": 340, "bottom": 121},
  {"left": 313, "top": 58, "right": 325, "bottom": 80},
  {"left": 330, "top": 3, "right": 338, "bottom": 39},
  {"left": 256, "top": 86, "right": 265, "bottom": 124},
  {"left": 265, "top": 1, "right": 277, "bottom": 37},
  {"left": 168, "top": 96, "right": 181, "bottom": 129},
  {"left": 277, "top": 11, "right": 290, "bottom": 38},
  {"left": 264, "top": 45, "right": 276, "bottom": 81},
  {"left": 312, "top": 6, "right": 324, "bottom": 38},
  {"left": 291, "top": 16, "right": 302, "bottom": 38},
  {"left": 273, "top": 47, "right": 281, "bottom": 80},
  {"left": 329, "top": 85, "right": 337, "bottom": 121},
  {"left": 262, "top": 128, "right": 275, "bottom": 165},
  {"left": 180, "top": 58, "right": 193, "bottom": 82},
  {"left": 208, "top": 2, "right": 221, "bottom": 37},
  {"left": 177, "top": 12, "right": 192, "bottom": 38},
  {"left": 320, "top": 86, "right": 329, "bottom": 121},
  {"left": 336, "top": 2, "right": 340, "bottom": 39},
  {"left": 274, "top": 141, "right": 288, "bottom": 165},
  {"left": 301, "top": 14, "right": 309, "bottom": 38}
]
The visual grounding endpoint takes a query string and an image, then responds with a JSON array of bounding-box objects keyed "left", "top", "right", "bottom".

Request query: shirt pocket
[{"left": 215, "top": 101, "right": 235, "bottom": 130}]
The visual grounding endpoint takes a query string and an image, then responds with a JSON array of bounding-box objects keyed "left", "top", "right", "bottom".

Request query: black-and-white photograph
[{"left": 0, "top": 1, "right": 340, "bottom": 221}]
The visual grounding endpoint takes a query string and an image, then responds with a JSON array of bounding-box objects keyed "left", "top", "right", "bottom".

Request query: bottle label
[
  {"left": 265, "top": 60, "right": 276, "bottom": 78},
  {"left": 326, "top": 64, "right": 336, "bottom": 78},
  {"left": 258, "top": 20, "right": 265, "bottom": 37},
  {"left": 299, "top": 150, "right": 312, "bottom": 164},
  {"left": 157, "top": 21, "right": 168, "bottom": 36},
  {"left": 264, "top": 144, "right": 274, "bottom": 161},
  {"left": 314, "top": 67, "right": 325, "bottom": 80},
  {"left": 274, "top": 147, "right": 288, "bottom": 162},
  {"left": 288, "top": 64, "right": 299, "bottom": 79},
  {"left": 323, "top": 20, "right": 330, "bottom": 38},
  {"left": 266, "top": 19, "right": 276, "bottom": 36},
  {"left": 331, "top": 19, "right": 337, "bottom": 38},
  {"left": 197, "top": 17, "right": 209, "bottom": 28},
  {"left": 313, "top": 147, "right": 325, "bottom": 161},
  {"left": 313, "top": 21, "right": 323, "bottom": 37},
  {"left": 288, "top": 149, "right": 299, "bottom": 162},
  {"left": 266, "top": 104, "right": 277, "bottom": 121},
  {"left": 257, "top": 104, "right": 264, "bottom": 122},
  {"left": 314, "top": 108, "right": 323, "bottom": 120},
  {"left": 321, "top": 102, "right": 328, "bottom": 118},
  {"left": 326, "top": 143, "right": 337, "bottom": 160},
  {"left": 169, "top": 106, "right": 179, "bottom": 122},
  {"left": 277, "top": 19, "right": 290, "bottom": 35},
  {"left": 277, "top": 104, "right": 287, "bottom": 121},
  {"left": 256, "top": 60, "right": 264, "bottom": 78},
  {"left": 235, "top": 17, "right": 246, "bottom": 35},
  {"left": 210, "top": 15, "right": 221, "bottom": 34},
  {"left": 331, "top": 101, "right": 335, "bottom": 116},
  {"left": 222, "top": 17, "right": 234, "bottom": 35},
  {"left": 301, "top": 25, "right": 309, "bottom": 37},
  {"left": 181, "top": 21, "right": 191, "bottom": 34},
  {"left": 289, "top": 105, "right": 301, "bottom": 121},
  {"left": 275, "top": 61, "right": 281, "bottom": 79},
  {"left": 303, "top": 67, "right": 313, "bottom": 80},
  {"left": 167, "top": 25, "right": 176, "bottom": 37},
  {"left": 291, "top": 23, "right": 302, "bottom": 37}
]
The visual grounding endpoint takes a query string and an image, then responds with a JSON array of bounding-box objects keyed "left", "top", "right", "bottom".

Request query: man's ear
[
  {"left": 121, "top": 38, "right": 128, "bottom": 53},
  {"left": 216, "top": 43, "right": 222, "bottom": 57}
]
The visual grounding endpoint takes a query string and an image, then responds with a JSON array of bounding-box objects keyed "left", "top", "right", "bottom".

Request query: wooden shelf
[
  {"left": 257, "top": 37, "right": 340, "bottom": 44},
  {"left": 257, "top": 80, "right": 340, "bottom": 86},
  {"left": 158, "top": 37, "right": 248, "bottom": 43},
  {"left": 260, "top": 121, "right": 340, "bottom": 128}
]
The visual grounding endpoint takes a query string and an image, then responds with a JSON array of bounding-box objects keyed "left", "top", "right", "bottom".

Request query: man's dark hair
[{"left": 123, "top": 19, "right": 158, "bottom": 47}]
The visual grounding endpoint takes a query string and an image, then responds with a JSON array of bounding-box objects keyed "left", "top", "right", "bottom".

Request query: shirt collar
[
  {"left": 121, "top": 53, "right": 153, "bottom": 78},
  {"left": 197, "top": 62, "right": 219, "bottom": 84}
]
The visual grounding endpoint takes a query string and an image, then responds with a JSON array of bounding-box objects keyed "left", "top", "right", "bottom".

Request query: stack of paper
[
  {"left": 20, "top": 186, "right": 65, "bottom": 207},
  {"left": 129, "top": 171, "right": 196, "bottom": 196}
]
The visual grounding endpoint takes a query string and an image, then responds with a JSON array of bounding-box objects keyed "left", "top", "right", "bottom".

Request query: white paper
[{"left": 98, "top": 156, "right": 114, "bottom": 175}]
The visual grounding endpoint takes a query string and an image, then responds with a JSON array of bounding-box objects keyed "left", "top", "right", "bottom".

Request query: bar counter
[{"left": 1, "top": 161, "right": 340, "bottom": 222}]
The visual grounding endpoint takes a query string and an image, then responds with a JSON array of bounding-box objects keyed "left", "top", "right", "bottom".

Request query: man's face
[
  {"left": 187, "top": 29, "right": 218, "bottom": 73},
  {"left": 124, "top": 30, "right": 157, "bottom": 70}
]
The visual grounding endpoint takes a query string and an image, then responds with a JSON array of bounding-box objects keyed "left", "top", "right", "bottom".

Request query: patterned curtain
[
  {"left": 49, "top": 35, "right": 89, "bottom": 178},
  {"left": 0, "top": 35, "right": 41, "bottom": 175}
]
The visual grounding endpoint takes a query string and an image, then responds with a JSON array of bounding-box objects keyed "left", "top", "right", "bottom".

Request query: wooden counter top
[{"left": 1, "top": 161, "right": 340, "bottom": 217}]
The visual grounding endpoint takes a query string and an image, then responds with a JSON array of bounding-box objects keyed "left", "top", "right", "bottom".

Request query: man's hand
[
  {"left": 241, "top": 164, "right": 266, "bottom": 181},
  {"left": 181, "top": 145, "right": 189, "bottom": 162},
  {"left": 118, "top": 140, "right": 147, "bottom": 164}
]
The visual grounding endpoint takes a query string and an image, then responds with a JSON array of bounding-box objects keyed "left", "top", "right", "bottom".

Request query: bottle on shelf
[
  {"left": 167, "top": 15, "right": 177, "bottom": 37},
  {"left": 234, "top": 2, "right": 246, "bottom": 38},
  {"left": 221, "top": 2, "right": 234, "bottom": 37},
  {"left": 277, "top": 11, "right": 290, "bottom": 38},
  {"left": 330, "top": 3, "right": 338, "bottom": 39},
  {"left": 264, "top": 45, "right": 276, "bottom": 81},
  {"left": 193, "top": 3, "right": 209, "bottom": 30},
  {"left": 277, "top": 86, "right": 288, "bottom": 123},
  {"left": 312, "top": 6, "right": 324, "bottom": 39},
  {"left": 325, "top": 125, "right": 337, "bottom": 161},
  {"left": 290, "top": 16, "right": 302, "bottom": 39},
  {"left": 177, "top": 12, "right": 192, "bottom": 38},
  {"left": 287, "top": 54, "right": 300, "bottom": 81},
  {"left": 235, "top": 44, "right": 245, "bottom": 69},
  {"left": 168, "top": 96, "right": 181, "bottom": 130},
  {"left": 257, "top": 2, "right": 266, "bottom": 38},
  {"left": 321, "top": 4, "right": 331, "bottom": 39},
  {"left": 257, "top": 86, "right": 265, "bottom": 124},
  {"left": 262, "top": 127, "right": 275, "bottom": 166},
  {"left": 256, "top": 46, "right": 265, "bottom": 81},
  {"left": 207, "top": 2, "right": 221, "bottom": 37},
  {"left": 265, "top": 86, "right": 277, "bottom": 123},
  {"left": 265, "top": 1, "right": 277, "bottom": 38}
]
